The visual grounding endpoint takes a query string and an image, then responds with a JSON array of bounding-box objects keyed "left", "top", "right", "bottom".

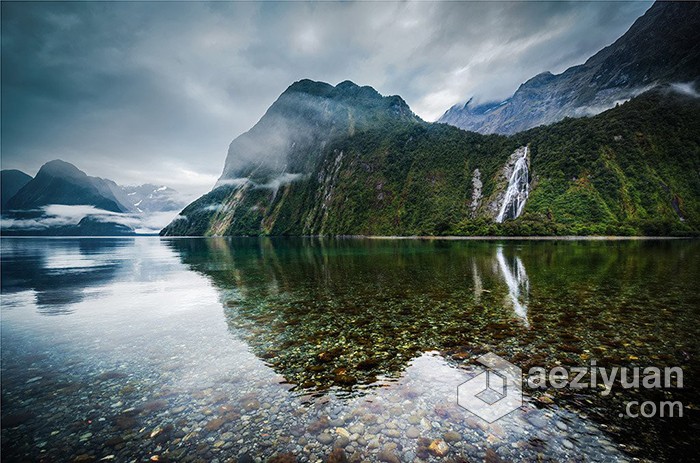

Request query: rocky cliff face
[
  {"left": 218, "top": 79, "right": 419, "bottom": 185},
  {"left": 439, "top": 1, "right": 700, "bottom": 134}
]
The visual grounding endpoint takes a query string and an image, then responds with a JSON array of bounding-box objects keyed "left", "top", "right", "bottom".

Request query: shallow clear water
[{"left": 1, "top": 237, "right": 698, "bottom": 462}]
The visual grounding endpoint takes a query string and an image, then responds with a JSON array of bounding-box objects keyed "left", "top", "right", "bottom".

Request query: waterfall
[{"left": 496, "top": 147, "right": 529, "bottom": 223}]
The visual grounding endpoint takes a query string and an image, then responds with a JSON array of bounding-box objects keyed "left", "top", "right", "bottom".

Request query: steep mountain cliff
[
  {"left": 439, "top": 1, "right": 700, "bottom": 134},
  {"left": 162, "top": 82, "right": 700, "bottom": 237},
  {"left": 162, "top": 79, "right": 421, "bottom": 235},
  {"left": 218, "top": 79, "right": 419, "bottom": 183}
]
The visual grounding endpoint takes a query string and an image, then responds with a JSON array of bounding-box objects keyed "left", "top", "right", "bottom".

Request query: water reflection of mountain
[
  {"left": 166, "top": 238, "right": 554, "bottom": 395},
  {"left": 0, "top": 238, "right": 131, "bottom": 315}
]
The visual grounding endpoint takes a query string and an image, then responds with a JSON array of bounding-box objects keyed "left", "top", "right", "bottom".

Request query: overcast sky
[{"left": 1, "top": 1, "right": 652, "bottom": 198}]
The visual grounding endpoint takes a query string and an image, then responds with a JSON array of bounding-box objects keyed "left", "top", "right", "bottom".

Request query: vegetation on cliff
[{"left": 162, "top": 84, "right": 699, "bottom": 237}]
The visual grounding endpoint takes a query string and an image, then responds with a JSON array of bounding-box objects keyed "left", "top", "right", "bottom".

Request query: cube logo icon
[{"left": 457, "top": 352, "right": 522, "bottom": 422}]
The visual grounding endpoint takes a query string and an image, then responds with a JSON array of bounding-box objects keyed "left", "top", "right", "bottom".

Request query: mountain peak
[
  {"left": 218, "top": 78, "right": 419, "bottom": 182},
  {"left": 336, "top": 80, "right": 360, "bottom": 89},
  {"left": 284, "top": 79, "right": 335, "bottom": 97},
  {"left": 5, "top": 159, "right": 127, "bottom": 213},
  {"left": 284, "top": 79, "right": 383, "bottom": 102},
  {"left": 37, "top": 159, "right": 86, "bottom": 180},
  {"left": 521, "top": 71, "right": 556, "bottom": 88},
  {"left": 1, "top": 169, "right": 33, "bottom": 210}
]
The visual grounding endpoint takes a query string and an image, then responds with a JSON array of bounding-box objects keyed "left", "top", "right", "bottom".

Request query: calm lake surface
[{"left": 1, "top": 237, "right": 699, "bottom": 463}]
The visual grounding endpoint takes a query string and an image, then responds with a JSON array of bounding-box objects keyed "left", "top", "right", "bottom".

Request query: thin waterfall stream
[{"left": 496, "top": 146, "right": 530, "bottom": 223}]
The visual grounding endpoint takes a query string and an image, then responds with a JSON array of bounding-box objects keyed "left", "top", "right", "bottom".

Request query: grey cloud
[
  {"left": 670, "top": 82, "right": 700, "bottom": 99},
  {"left": 1, "top": 1, "right": 652, "bottom": 199},
  {"left": 215, "top": 173, "right": 306, "bottom": 191}
]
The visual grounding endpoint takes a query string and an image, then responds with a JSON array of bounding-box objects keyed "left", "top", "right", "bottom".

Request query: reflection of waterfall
[
  {"left": 496, "top": 247, "right": 530, "bottom": 327},
  {"left": 472, "top": 261, "right": 483, "bottom": 303},
  {"left": 496, "top": 146, "right": 529, "bottom": 223}
]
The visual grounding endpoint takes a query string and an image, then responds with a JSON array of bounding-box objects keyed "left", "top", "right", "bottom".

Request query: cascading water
[{"left": 496, "top": 147, "right": 530, "bottom": 223}]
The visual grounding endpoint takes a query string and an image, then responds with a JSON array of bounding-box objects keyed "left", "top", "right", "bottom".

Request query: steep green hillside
[
  {"left": 512, "top": 89, "right": 700, "bottom": 235},
  {"left": 162, "top": 84, "right": 700, "bottom": 237}
]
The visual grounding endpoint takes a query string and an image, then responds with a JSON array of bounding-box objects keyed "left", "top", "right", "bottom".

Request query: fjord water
[{"left": 1, "top": 238, "right": 698, "bottom": 462}]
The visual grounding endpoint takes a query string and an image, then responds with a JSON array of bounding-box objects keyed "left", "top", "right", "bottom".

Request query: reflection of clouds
[
  {"left": 496, "top": 247, "right": 530, "bottom": 327},
  {"left": 44, "top": 250, "right": 102, "bottom": 271}
]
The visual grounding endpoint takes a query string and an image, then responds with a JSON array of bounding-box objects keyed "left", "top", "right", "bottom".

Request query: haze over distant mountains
[
  {"left": 439, "top": 1, "right": 700, "bottom": 134},
  {"left": 1, "top": 160, "right": 187, "bottom": 235}
]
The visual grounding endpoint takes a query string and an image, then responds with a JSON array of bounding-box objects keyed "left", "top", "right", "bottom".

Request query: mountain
[
  {"left": 1, "top": 169, "right": 32, "bottom": 209},
  {"left": 3, "top": 160, "right": 186, "bottom": 215},
  {"left": 121, "top": 184, "right": 185, "bottom": 213},
  {"left": 218, "top": 79, "right": 419, "bottom": 184},
  {"left": 1, "top": 160, "right": 186, "bottom": 236},
  {"left": 438, "top": 1, "right": 700, "bottom": 134},
  {"left": 5, "top": 160, "right": 129, "bottom": 213},
  {"left": 162, "top": 79, "right": 421, "bottom": 235},
  {"left": 162, "top": 81, "right": 700, "bottom": 237}
]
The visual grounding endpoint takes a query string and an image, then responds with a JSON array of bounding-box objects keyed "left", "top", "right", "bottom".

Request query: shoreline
[
  {"left": 1, "top": 234, "right": 696, "bottom": 240},
  {"left": 353, "top": 235, "right": 694, "bottom": 241}
]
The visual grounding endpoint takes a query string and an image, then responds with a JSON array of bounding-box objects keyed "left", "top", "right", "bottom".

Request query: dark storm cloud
[{"left": 1, "top": 1, "right": 652, "bottom": 197}]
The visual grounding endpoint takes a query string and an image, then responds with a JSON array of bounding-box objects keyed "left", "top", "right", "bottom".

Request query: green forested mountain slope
[{"left": 162, "top": 83, "right": 700, "bottom": 237}]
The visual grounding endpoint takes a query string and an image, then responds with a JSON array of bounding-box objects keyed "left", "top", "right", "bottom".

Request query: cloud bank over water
[{"left": 0, "top": 205, "right": 180, "bottom": 234}]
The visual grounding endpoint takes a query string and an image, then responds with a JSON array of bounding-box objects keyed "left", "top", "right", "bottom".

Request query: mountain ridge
[
  {"left": 5, "top": 159, "right": 129, "bottom": 213},
  {"left": 438, "top": 1, "right": 700, "bottom": 134}
]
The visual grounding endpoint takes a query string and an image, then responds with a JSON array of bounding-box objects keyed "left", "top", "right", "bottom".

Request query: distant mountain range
[
  {"left": 121, "top": 184, "right": 184, "bottom": 213},
  {"left": 5, "top": 160, "right": 130, "bottom": 214},
  {"left": 1, "top": 160, "right": 187, "bottom": 235},
  {"left": 439, "top": 1, "right": 700, "bottom": 134}
]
